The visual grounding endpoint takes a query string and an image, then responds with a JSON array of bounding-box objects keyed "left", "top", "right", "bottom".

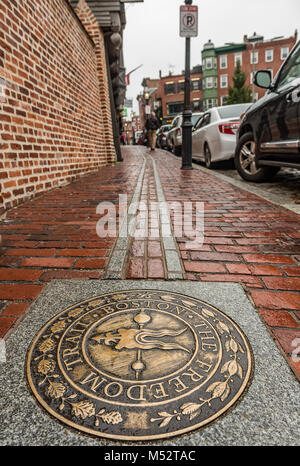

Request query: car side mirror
[{"left": 254, "top": 70, "right": 272, "bottom": 89}]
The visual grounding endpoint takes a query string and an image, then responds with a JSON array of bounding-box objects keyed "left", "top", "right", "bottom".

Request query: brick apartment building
[
  {"left": 139, "top": 31, "right": 298, "bottom": 127},
  {"left": 202, "top": 30, "right": 298, "bottom": 110},
  {"left": 138, "top": 67, "right": 203, "bottom": 127},
  {"left": 159, "top": 66, "right": 203, "bottom": 124}
]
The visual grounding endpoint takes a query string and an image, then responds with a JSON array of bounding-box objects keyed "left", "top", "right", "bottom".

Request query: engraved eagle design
[{"left": 92, "top": 327, "right": 190, "bottom": 353}]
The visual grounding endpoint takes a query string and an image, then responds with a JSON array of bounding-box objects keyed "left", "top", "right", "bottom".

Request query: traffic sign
[{"left": 180, "top": 5, "right": 198, "bottom": 38}]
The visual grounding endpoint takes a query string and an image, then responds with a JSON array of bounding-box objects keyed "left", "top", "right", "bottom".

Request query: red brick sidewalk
[
  {"left": 0, "top": 146, "right": 299, "bottom": 381},
  {"left": 154, "top": 149, "right": 300, "bottom": 381},
  {"left": 0, "top": 149, "right": 143, "bottom": 336}
]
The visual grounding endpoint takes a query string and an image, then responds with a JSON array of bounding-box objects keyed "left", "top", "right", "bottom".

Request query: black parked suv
[{"left": 235, "top": 41, "right": 300, "bottom": 182}]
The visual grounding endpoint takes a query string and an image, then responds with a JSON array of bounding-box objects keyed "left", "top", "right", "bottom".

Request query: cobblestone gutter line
[
  {"left": 105, "top": 153, "right": 147, "bottom": 279},
  {"left": 150, "top": 155, "right": 184, "bottom": 279}
]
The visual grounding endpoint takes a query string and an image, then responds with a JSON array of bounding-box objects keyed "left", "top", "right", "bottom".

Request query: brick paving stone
[
  {"left": 272, "top": 328, "right": 300, "bottom": 354},
  {"left": 148, "top": 241, "right": 162, "bottom": 257},
  {"left": 1, "top": 302, "right": 30, "bottom": 317},
  {"left": 127, "top": 258, "right": 145, "bottom": 278},
  {"left": 147, "top": 258, "right": 165, "bottom": 278},
  {"left": 262, "top": 276, "right": 300, "bottom": 291},
  {"left": 184, "top": 261, "right": 226, "bottom": 273},
  {"left": 258, "top": 309, "right": 300, "bottom": 328},
  {"left": 250, "top": 290, "right": 300, "bottom": 310},
  {"left": 21, "top": 258, "right": 75, "bottom": 268}
]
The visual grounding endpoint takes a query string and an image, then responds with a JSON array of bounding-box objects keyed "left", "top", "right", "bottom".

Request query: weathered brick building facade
[{"left": 0, "top": 0, "right": 123, "bottom": 214}]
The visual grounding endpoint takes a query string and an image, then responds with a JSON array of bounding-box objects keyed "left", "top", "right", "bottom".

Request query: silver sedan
[{"left": 192, "top": 104, "right": 251, "bottom": 168}]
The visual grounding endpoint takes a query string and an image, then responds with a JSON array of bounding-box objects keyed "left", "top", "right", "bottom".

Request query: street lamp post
[{"left": 181, "top": 0, "right": 193, "bottom": 170}]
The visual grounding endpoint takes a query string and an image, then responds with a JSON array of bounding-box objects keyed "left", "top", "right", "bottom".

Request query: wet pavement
[{"left": 193, "top": 159, "right": 300, "bottom": 214}]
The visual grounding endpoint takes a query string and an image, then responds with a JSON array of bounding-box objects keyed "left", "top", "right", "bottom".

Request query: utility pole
[{"left": 180, "top": 0, "right": 198, "bottom": 170}]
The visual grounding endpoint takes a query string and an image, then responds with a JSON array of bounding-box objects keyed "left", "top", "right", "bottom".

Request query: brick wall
[
  {"left": 0, "top": 0, "right": 116, "bottom": 215},
  {"left": 218, "top": 34, "right": 297, "bottom": 105}
]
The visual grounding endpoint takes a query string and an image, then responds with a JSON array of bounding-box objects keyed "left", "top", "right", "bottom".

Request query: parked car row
[{"left": 161, "top": 40, "right": 300, "bottom": 182}]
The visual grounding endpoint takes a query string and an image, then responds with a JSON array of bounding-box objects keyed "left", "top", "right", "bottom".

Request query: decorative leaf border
[
  {"left": 150, "top": 306, "right": 246, "bottom": 429},
  {"left": 32, "top": 304, "right": 123, "bottom": 429}
]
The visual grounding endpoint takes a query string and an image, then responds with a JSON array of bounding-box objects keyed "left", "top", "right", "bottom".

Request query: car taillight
[
  {"left": 176, "top": 128, "right": 181, "bottom": 136},
  {"left": 218, "top": 122, "right": 240, "bottom": 135}
]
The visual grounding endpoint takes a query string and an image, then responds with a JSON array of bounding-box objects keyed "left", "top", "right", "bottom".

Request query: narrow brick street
[{"left": 1, "top": 146, "right": 300, "bottom": 384}]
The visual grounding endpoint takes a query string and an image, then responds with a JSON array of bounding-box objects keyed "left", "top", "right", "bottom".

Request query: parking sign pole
[{"left": 181, "top": 0, "right": 194, "bottom": 170}]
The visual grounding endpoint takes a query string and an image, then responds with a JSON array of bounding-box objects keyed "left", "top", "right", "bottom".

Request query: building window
[
  {"left": 207, "top": 99, "right": 213, "bottom": 109},
  {"left": 164, "top": 82, "right": 176, "bottom": 94},
  {"left": 235, "top": 53, "right": 242, "bottom": 66},
  {"left": 250, "top": 71, "right": 255, "bottom": 85},
  {"left": 220, "top": 74, "right": 228, "bottom": 89},
  {"left": 254, "top": 92, "right": 259, "bottom": 102},
  {"left": 167, "top": 102, "right": 184, "bottom": 115},
  {"left": 281, "top": 47, "right": 289, "bottom": 60},
  {"left": 250, "top": 51, "right": 259, "bottom": 64},
  {"left": 177, "top": 81, "right": 185, "bottom": 93},
  {"left": 192, "top": 100, "right": 203, "bottom": 112},
  {"left": 206, "top": 77, "right": 213, "bottom": 88},
  {"left": 205, "top": 57, "right": 213, "bottom": 69},
  {"left": 265, "top": 49, "right": 273, "bottom": 62},
  {"left": 192, "top": 79, "right": 202, "bottom": 91},
  {"left": 221, "top": 95, "right": 228, "bottom": 106},
  {"left": 220, "top": 55, "right": 227, "bottom": 69}
]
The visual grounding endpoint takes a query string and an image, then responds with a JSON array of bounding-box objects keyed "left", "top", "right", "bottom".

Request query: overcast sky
[{"left": 123, "top": 0, "right": 300, "bottom": 114}]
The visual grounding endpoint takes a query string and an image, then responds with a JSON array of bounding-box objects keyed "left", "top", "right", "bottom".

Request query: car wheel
[
  {"left": 235, "top": 132, "right": 279, "bottom": 182},
  {"left": 204, "top": 143, "right": 212, "bottom": 169}
]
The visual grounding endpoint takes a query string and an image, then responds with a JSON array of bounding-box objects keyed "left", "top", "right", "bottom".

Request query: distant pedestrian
[
  {"left": 120, "top": 132, "right": 126, "bottom": 145},
  {"left": 145, "top": 112, "right": 160, "bottom": 151}
]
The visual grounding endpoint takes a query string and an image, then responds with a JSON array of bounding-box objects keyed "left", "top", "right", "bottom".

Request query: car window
[
  {"left": 194, "top": 116, "right": 204, "bottom": 130},
  {"left": 195, "top": 113, "right": 210, "bottom": 129},
  {"left": 217, "top": 104, "right": 251, "bottom": 119},
  {"left": 275, "top": 41, "right": 300, "bottom": 89}
]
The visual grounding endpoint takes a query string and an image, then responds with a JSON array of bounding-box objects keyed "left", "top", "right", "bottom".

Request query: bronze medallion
[{"left": 26, "top": 290, "right": 254, "bottom": 441}]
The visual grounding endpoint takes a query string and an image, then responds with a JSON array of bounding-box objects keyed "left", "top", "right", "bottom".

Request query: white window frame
[
  {"left": 205, "top": 57, "right": 213, "bottom": 69},
  {"left": 250, "top": 51, "right": 258, "bottom": 64},
  {"left": 250, "top": 71, "right": 255, "bottom": 85},
  {"left": 234, "top": 53, "right": 242, "bottom": 66},
  {"left": 220, "top": 55, "right": 227, "bottom": 69},
  {"left": 281, "top": 47, "right": 289, "bottom": 60},
  {"left": 265, "top": 49, "right": 274, "bottom": 63},
  {"left": 220, "top": 74, "right": 228, "bottom": 89},
  {"left": 207, "top": 99, "right": 213, "bottom": 109},
  {"left": 206, "top": 77, "right": 213, "bottom": 88}
]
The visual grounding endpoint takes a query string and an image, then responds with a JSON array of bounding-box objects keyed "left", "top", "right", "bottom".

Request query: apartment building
[{"left": 202, "top": 31, "right": 298, "bottom": 110}]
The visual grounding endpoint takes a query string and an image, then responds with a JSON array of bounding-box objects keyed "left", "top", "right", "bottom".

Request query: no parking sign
[{"left": 180, "top": 5, "right": 198, "bottom": 38}]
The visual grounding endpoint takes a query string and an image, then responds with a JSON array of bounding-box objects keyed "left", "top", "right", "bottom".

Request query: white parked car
[
  {"left": 192, "top": 104, "right": 251, "bottom": 168},
  {"left": 167, "top": 112, "right": 203, "bottom": 155}
]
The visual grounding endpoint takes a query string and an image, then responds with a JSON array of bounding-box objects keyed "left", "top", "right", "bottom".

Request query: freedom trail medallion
[{"left": 26, "top": 290, "right": 254, "bottom": 440}]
